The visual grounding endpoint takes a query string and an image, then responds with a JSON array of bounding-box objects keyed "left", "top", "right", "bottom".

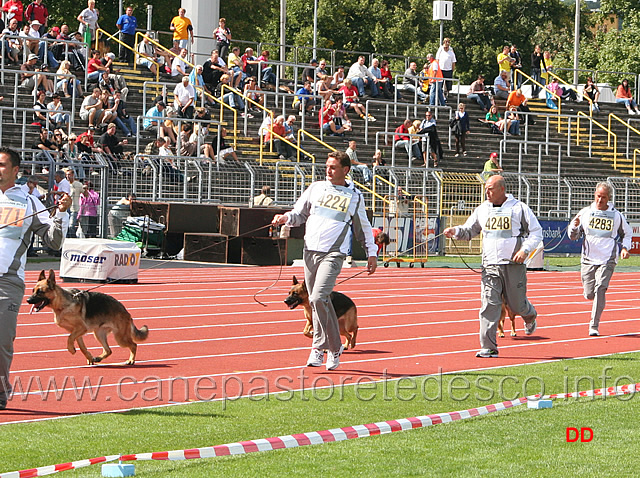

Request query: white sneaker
[
  {"left": 524, "top": 319, "right": 537, "bottom": 336},
  {"left": 629, "top": 110, "right": 636, "bottom": 115},
  {"left": 306, "top": 348, "right": 324, "bottom": 367},
  {"left": 589, "top": 326, "right": 599, "bottom": 337},
  {"left": 326, "top": 345, "right": 344, "bottom": 370}
]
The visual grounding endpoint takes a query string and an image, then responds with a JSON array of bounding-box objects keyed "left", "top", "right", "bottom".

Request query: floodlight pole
[
  {"left": 573, "top": 0, "right": 580, "bottom": 86},
  {"left": 313, "top": 0, "right": 318, "bottom": 59}
]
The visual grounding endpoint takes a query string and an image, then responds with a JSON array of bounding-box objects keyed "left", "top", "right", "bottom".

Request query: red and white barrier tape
[{"left": 2, "top": 382, "right": 638, "bottom": 476}]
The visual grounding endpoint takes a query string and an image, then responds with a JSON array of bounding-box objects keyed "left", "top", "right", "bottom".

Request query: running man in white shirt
[{"left": 568, "top": 182, "right": 632, "bottom": 336}]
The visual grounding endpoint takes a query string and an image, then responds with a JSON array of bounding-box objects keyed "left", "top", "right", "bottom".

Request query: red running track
[{"left": 2, "top": 266, "right": 640, "bottom": 425}]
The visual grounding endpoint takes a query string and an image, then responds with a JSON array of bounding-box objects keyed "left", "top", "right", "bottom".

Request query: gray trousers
[
  {"left": 304, "top": 249, "right": 345, "bottom": 353},
  {"left": 479, "top": 264, "right": 537, "bottom": 351},
  {"left": 581, "top": 262, "right": 616, "bottom": 328},
  {"left": 0, "top": 275, "right": 25, "bottom": 403}
]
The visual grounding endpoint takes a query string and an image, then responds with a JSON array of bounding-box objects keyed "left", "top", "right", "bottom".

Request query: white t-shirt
[
  {"left": 171, "top": 56, "right": 188, "bottom": 77},
  {"left": 55, "top": 178, "right": 71, "bottom": 195},
  {"left": 173, "top": 83, "right": 195, "bottom": 108}
]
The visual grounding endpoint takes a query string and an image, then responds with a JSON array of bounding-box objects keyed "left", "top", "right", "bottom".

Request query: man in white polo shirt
[{"left": 173, "top": 75, "right": 195, "bottom": 119}]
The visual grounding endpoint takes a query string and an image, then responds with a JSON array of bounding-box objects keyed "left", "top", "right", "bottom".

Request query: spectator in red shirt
[
  {"left": 87, "top": 49, "right": 108, "bottom": 82},
  {"left": 25, "top": 0, "right": 47, "bottom": 35},
  {"left": 2, "top": 0, "right": 23, "bottom": 25}
]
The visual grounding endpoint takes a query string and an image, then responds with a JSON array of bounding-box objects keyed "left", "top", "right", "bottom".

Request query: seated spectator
[
  {"left": 136, "top": 34, "right": 161, "bottom": 75},
  {"left": 20, "top": 53, "right": 46, "bottom": 93},
  {"left": 32, "top": 89, "right": 48, "bottom": 128},
  {"left": 2, "top": 18, "right": 21, "bottom": 64},
  {"left": 493, "top": 70, "right": 510, "bottom": 100},
  {"left": 616, "top": 78, "right": 640, "bottom": 115},
  {"left": 37, "top": 26, "right": 60, "bottom": 69},
  {"left": 546, "top": 78, "right": 575, "bottom": 110},
  {"left": 97, "top": 123, "right": 128, "bottom": 165},
  {"left": 66, "top": 31, "right": 87, "bottom": 70},
  {"left": 301, "top": 58, "right": 318, "bottom": 84},
  {"left": 75, "top": 127, "right": 103, "bottom": 154},
  {"left": 87, "top": 49, "right": 108, "bottom": 82},
  {"left": 171, "top": 48, "right": 190, "bottom": 77},
  {"left": 319, "top": 99, "right": 345, "bottom": 136},
  {"left": 257, "top": 50, "right": 276, "bottom": 86},
  {"left": 253, "top": 185, "right": 274, "bottom": 206},
  {"left": 506, "top": 88, "right": 535, "bottom": 125},
  {"left": 55, "top": 60, "right": 82, "bottom": 97},
  {"left": 484, "top": 104, "right": 502, "bottom": 134},
  {"left": 47, "top": 93, "right": 69, "bottom": 129},
  {"left": 189, "top": 64, "right": 214, "bottom": 105},
  {"left": 346, "top": 55, "right": 378, "bottom": 97},
  {"left": 315, "top": 74, "right": 336, "bottom": 104},
  {"left": 380, "top": 60, "right": 394, "bottom": 97},
  {"left": 503, "top": 106, "right": 520, "bottom": 135},
  {"left": 408, "top": 120, "right": 423, "bottom": 161},
  {"left": 331, "top": 65, "right": 345, "bottom": 89},
  {"left": 331, "top": 97, "right": 352, "bottom": 133},
  {"left": 173, "top": 75, "right": 196, "bottom": 119},
  {"left": 294, "top": 80, "right": 316, "bottom": 115},
  {"left": 202, "top": 49, "right": 227, "bottom": 92},
  {"left": 346, "top": 140, "right": 372, "bottom": 183},
  {"left": 241, "top": 47, "right": 259, "bottom": 80},
  {"left": 20, "top": 22, "right": 39, "bottom": 55},
  {"left": 266, "top": 115, "right": 296, "bottom": 160},
  {"left": 111, "top": 90, "right": 136, "bottom": 137},
  {"left": 243, "top": 76, "right": 264, "bottom": 111},
  {"left": 315, "top": 59, "right": 329, "bottom": 80},
  {"left": 583, "top": 77, "right": 600, "bottom": 113},
  {"left": 467, "top": 74, "right": 492, "bottom": 111},
  {"left": 394, "top": 119, "right": 421, "bottom": 163},
  {"left": 211, "top": 127, "right": 239, "bottom": 162},
  {"left": 372, "top": 149, "right": 386, "bottom": 168},
  {"left": 216, "top": 73, "right": 250, "bottom": 117},
  {"left": 400, "top": 62, "right": 427, "bottom": 102},
  {"left": 339, "top": 78, "right": 368, "bottom": 119},
  {"left": 227, "top": 46, "right": 244, "bottom": 87},
  {"left": 179, "top": 123, "right": 197, "bottom": 157},
  {"left": 143, "top": 100, "right": 165, "bottom": 132},
  {"left": 99, "top": 88, "right": 117, "bottom": 125},
  {"left": 369, "top": 58, "right": 391, "bottom": 98},
  {"left": 32, "top": 127, "right": 59, "bottom": 159}
]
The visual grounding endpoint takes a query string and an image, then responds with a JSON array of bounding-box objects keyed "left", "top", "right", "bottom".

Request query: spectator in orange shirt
[
  {"left": 170, "top": 8, "right": 193, "bottom": 50},
  {"left": 506, "top": 88, "right": 535, "bottom": 125}
]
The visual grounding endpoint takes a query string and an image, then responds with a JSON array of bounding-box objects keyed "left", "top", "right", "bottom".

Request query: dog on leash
[
  {"left": 284, "top": 276, "right": 358, "bottom": 349},
  {"left": 27, "top": 270, "right": 149, "bottom": 365},
  {"left": 498, "top": 303, "right": 517, "bottom": 338}
]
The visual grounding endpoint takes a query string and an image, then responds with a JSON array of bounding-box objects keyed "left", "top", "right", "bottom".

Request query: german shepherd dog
[
  {"left": 284, "top": 276, "right": 358, "bottom": 349},
  {"left": 498, "top": 303, "right": 517, "bottom": 338},
  {"left": 27, "top": 270, "right": 149, "bottom": 365}
]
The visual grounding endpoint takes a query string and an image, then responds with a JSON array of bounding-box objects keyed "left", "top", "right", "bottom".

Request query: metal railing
[
  {"left": 576, "top": 112, "right": 618, "bottom": 169},
  {"left": 607, "top": 113, "right": 640, "bottom": 176}
]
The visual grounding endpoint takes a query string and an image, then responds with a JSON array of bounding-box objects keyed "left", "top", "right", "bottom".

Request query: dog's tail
[{"left": 132, "top": 324, "right": 149, "bottom": 342}]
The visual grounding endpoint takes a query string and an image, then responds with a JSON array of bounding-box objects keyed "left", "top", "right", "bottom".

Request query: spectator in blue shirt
[
  {"left": 295, "top": 80, "right": 316, "bottom": 115},
  {"left": 116, "top": 6, "right": 137, "bottom": 64},
  {"left": 143, "top": 101, "right": 164, "bottom": 131}
]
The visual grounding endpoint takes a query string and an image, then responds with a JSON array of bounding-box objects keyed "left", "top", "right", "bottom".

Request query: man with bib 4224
[
  {"left": 568, "top": 182, "right": 632, "bottom": 337},
  {"left": 443, "top": 175, "right": 542, "bottom": 358},
  {"left": 272, "top": 151, "right": 378, "bottom": 370}
]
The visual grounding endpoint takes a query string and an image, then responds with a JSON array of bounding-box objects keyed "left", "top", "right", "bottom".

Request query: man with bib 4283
[
  {"left": 272, "top": 151, "right": 378, "bottom": 370},
  {"left": 568, "top": 182, "right": 632, "bottom": 337},
  {"left": 443, "top": 175, "right": 542, "bottom": 358}
]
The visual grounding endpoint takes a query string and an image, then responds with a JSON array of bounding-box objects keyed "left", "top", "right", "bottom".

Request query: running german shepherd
[
  {"left": 284, "top": 276, "right": 358, "bottom": 349},
  {"left": 498, "top": 303, "right": 517, "bottom": 338},
  {"left": 27, "top": 270, "right": 149, "bottom": 365}
]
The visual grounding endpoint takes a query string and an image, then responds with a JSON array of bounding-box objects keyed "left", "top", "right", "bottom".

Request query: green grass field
[{"left": 2, "top": 352, "right": 639, "bottom": 477}]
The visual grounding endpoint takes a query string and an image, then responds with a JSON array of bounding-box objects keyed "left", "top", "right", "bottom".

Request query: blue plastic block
[
  {"left": 527, "top": 399, "right": 553, "bottom": 409},
  {"left": 102, "top": 463, "right": 135, "bottom": 477}
]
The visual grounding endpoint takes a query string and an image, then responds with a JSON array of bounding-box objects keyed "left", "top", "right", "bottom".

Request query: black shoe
[{"left": 0, "top": 399, "right": 6, "bottom": 410}]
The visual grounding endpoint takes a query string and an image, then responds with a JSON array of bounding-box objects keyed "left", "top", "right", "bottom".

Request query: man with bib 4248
[
  {"left": 568, "top": 182, "right": 632, "bottom": 337},
  {"left": 272, "top": 151, "right": 378, "bottom": 370},
  {"left": 443, "top": 175, "right": 542, "bottom": 358}
]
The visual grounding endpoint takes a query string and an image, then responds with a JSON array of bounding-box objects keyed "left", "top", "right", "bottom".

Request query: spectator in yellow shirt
[
  {"left": 497, "top": 45, "right": 514, "bottom": 76},
  {"left": 170, "top": 8, "right": 194, "bottom": 50}
]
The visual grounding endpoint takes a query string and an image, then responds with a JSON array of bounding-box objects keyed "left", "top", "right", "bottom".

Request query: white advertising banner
[{"left": 60, "top": 239, "right": 141, "bottom": 282}]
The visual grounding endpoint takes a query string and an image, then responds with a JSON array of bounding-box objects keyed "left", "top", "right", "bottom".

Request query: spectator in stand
[
  {"left": 372, "top": 149, "right": 386, "bottom": 168},
  {"left": 509, "top": 44, "right": 523, "bottom": 89},
  {"left": 584, "top": 77, "right": 600, "bottom": 113},
  {"left": 170, "top": 8, "right": 193, "bottom": 50},
  {"left": 202, "top": 49, "right": 227, "bottom": 92},
  {"left": 497, "top": 45, "right": 514, "bottom": 75},
  {"left": 546, "top": 77, "right": 577, "bottom": 109},
  {"left": 339, "top": 78, "right": 369, "bottom": 119},
  {"left": 3, "top": 0, "right": 23, "bottom": 27},
  {"left": 243, "top": 76, "right": 264, "bottom": 110},
  {"left": 2, "top": 18, "right": 21, "bottom": 64},
  {"left": 111, "top": 90, "right": 136, "bottom": 137},
  {"left": 345, "top": 140, "right": 372, "bottom": 183},
  {"left": 506, "top": 88, "right": 535, "bottom": 125},
  {"left": 46, "top": 93, "right": 69, "bottom": 129},
  {"left": 20, "top": 53, "right": 46, "bottom": 93},
  {"left": 331, "top": 97, "right": 352, "bottom": 133},
  {"left": 98, "top": 88, "right": 116, "bottom": 124},
  {"left": 78, "top": 181, "right": 99, "bottom": 238},
  {"left": 394, "top": 119, "right": 421, "bottom": 163},
  {"left": 540, "top": 50, "right": 553, "bottom": 86},
  {"left": 213, "top": 17, "right": 231, "bottom": 61},
  {"left": 616, "top": 79, "right": 640, "bottom": 115},
  {"left": 315, "top": 74, "right": 335, "bottom": 104},
  {"left": 216, "top": 73, "right": 250, "bottom": 117},
  {"left": 173, "top": 75, "right": 195, "bottom": 119},
  {"left": 32, "top": 89, "right": 47, "bottom": 127},
  {"left": 468, "top": 74, "right": 492, "bottom": 111},
  {"left": 315, "top": 59, "right": 328, "bottom": 80},
  {"left": 484, "top": 104, "right": 502, "bottom": 134},
  {"left": 407, "top": 120, "right": 423, "bottom": 163},
  {"left": 32, "top": 127, "right": 57, "bottom": 158},
  {"left": 227, "top": 46, "right": 244, "bottom": 87},
  {"left": 401, "top": 61, "right": 427, "bottom": 102},
  {"left": 380, "top": 60, "right": 394, "bottom": 96},
  {"left": 77, "top": 0, "right": 98, "bottom": 45},
  {"left": 505, "top": 106, "right": 521, "bottom": 135},
  {"left": 116, "top": 5, "right": 136, "bottom": 63},
  {"left": 319, "top": 99, "right": 344, "bottom": 136},
  {"left": 426, "top": 54, "right": 446, "bottom": 106},
  {"left": 266, "top": 115, "right": 295, "bottom": 160},
  {"left": 241, "top": 47, "right": 259, "bottom": 80},
  {"left": 452, "top": 103, "right": 470, "bottom": 157},
  {"left": 483, "top": 152, "right": 503, "bottom": 176},
  {"left": 294, "top": 80, "right": 316, "bottom": 115},
  {"left": 66, "top": 31, "right": 87, "bottom": 70},
  {"left": 20, "top": 21, "right": 38, "bottom": 55},
  {"left": 79, "top": 88, "right": 103, "bottom": 127},
  {"left": 86, "top": 49, "right": 108, "bottom": 82},
  {"left": 302, "top": 58, "right": 318, "bottom": 83},
  {"left": 64, "top": 168, "right": 83, "bottom": 237},
  {"left": 369, "top": 58, "right": 391, "bottom": 99},
  {"left": 25, "top": 0, "right": 47, "bottom": 35},
  {"left": 493, "top": 70, "right": 510, "bottom": 100},
  {"left": 171, "top": 47, "right": 190, "bottom": 77},
  {"left": 211, "top": 127, "right": 239, "bottom": 163},
  {"left": 253, "top": 185, "right": 274, "bottom": 206},
  {"left": 436, "top": 38, "right": 456, "bottom": 94},
  {"left": 418, "top": 110, "right": 441, "bottom": 166},
  {"left": 97, "top": 122, "right": 127, "bottom": 164},
  {"left": 531, "top": 45, "right": 544, "bottom": 97},
  {"left": 142, "top": 100, "right": 164, "bottom": 132},
  {"left": 331, "top": 64, "right": 345, "bottom": 89},
  {"left": 136, "top": 33, "right": 161, "bottom": 76},
  {"left": 190, "top": 64, "right": 214, "bottom": 105},
  {"left": 347, "top": 55, "right": 378, "bottom": 98},
  {"left": 257, "top": 50, "right": 276, "bottom": 86}
]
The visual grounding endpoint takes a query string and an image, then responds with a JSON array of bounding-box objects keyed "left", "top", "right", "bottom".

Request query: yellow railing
[
  {"left": 577, "top": 111, "right": 618, "bottom": 169},
  {"left": 296, "top": 129, "right": 336, "bottom": 163},
  {"left": 263, "top": 129, "right": 316, "bottom": 166},
  {"left": 95, "top": 29, "right": 159, "bottom": 84},
  {"left": 513, "top": 69, "right": 563, "bottom": 130},
  {"left": 358, "top": 174, "right": 390, "bottom": 212},
  {"left": 633, "top": 149, "right": 640, "bottom": 178},
  {"left": 608, "top": 113, "right": 640, "bottom": 177},
  {"left": 547, "top": 71, "right": 593, "bottom": 118}
]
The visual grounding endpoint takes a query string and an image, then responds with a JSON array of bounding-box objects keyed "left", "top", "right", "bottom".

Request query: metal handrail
[
  {"left": 264, "top": 128, "right": 316, "bottom": 165},
  {"left": 607, "top": 113, "right": 640, "bottom": 175},
  {"left": 547, "top": 70, "right": 592, "bottom": 117},
  {"left": 132, "top": 32, "right": 160, "bottom": 83},
  {"left": 576, "top": 111, "right": 618, "bottom": 169},
  {"left": 513, "top": 69, "right": 563, "bottom": 129},
  {"left": 296, "top": 129, "right": 336, "bottom": 163},
  {"left": 633, "top": 149, "right": 640, "bottom": 178}
]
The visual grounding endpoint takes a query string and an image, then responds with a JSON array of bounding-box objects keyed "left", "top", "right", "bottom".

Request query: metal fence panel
[{"left": 608, "top": 176, "right": 640, "bottom": 221}]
